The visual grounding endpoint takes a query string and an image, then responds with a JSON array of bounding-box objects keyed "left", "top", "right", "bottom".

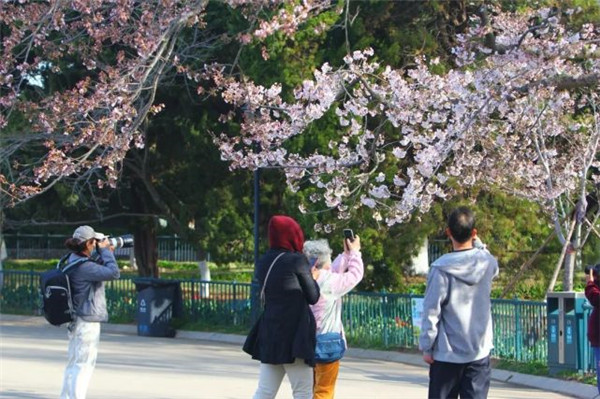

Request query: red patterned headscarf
[{"left": 268, "top": 215, "right": 304, "bottom": 252}]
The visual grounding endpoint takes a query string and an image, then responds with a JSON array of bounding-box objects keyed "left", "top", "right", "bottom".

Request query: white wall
[{"left": 411, "top": 237, "right": 429, "bottom": 275}]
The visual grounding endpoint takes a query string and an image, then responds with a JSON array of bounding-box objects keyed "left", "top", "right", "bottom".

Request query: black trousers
[{"left": 428, "top": 356, "right": 491, "bottom": 399}]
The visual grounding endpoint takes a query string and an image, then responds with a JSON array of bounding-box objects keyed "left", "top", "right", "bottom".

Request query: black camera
[
  {"left": 107, "top": 234, "right": 134, "bottom": 249},
  {"left": 584, "top": 264, "right": 600, "bottom": 275}
]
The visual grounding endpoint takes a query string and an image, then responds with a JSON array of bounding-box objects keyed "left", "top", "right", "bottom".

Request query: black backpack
[{"left": 39, "top": 254, "right": 89, "bottom": 326}]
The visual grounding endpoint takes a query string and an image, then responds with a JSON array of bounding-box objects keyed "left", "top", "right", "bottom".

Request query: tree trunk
[
  {"left": 563, "top": 252, "right": 575, "bottom": 291},
  {"left": 130, "top": 176, "right": 159, "bottom": 277},
  {"left": 134, "top": 223, "right": 159, "bottom": 277},
  {"left": 563, "top": 223, "right": 582, "bottom": 291}
]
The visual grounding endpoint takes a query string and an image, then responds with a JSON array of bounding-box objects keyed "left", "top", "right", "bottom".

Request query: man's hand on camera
[{"left": 96, "top": 239, "right": 113, "bottom": 251}]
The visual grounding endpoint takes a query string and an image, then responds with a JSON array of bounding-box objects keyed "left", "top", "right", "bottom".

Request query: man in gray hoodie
[{"left": 419, "top": 207, "right": 499, "bottom": 399}]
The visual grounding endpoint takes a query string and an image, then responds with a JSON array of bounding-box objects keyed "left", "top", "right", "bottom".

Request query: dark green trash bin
[{"left": 133, "top": 278, "right": 183, "bottom": 338}]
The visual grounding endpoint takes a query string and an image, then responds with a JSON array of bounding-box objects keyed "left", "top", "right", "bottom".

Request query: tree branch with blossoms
[
  {"left": 211, "top": 6, "right": 599, "bottom": 288},
  {"left": 1, "top": 0, "right": 335, "bottom": 208}
]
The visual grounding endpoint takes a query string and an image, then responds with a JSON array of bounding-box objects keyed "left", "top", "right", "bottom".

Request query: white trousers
[
  {"left": 253, "top": 358, "right": 313, "bottom": 399},
  {"left": 60, "top": 319, "right": 101, "bottom": 399}
]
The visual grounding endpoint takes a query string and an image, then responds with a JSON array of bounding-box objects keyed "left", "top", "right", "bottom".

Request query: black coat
[{"left": 243, "top": 249, "right": 320, "bottom": 366}]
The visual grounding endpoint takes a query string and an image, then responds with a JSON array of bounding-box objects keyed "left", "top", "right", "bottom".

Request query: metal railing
[
  {"left": 3, "top": 234, "right": 450, "bottom": 264},
  {"left": 0, "top": 269, "right": 594, "bottom": 371},
  {"left": 428, "top": 239, "right": 449, "bottom": 264},
  {"left": 3, "top": 233, "right": 201, "bottom": 262}
]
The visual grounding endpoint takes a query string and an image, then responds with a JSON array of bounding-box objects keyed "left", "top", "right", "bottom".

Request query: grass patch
[
  {"left": 3, "top": 259, "right": 253, "bottom": 282},
  {"left": 495, "top": 359, "right": 596, "bottom": 386},
  {"left": 494, "top": 359, "right": 548, "bottom": 376},
  {"left": 556, "top": 370, "right": 597, "bottom": 386},
  {"left": 179, "top": 320, "right": 249, "bottom": 335},
  {"left": 107, "top": 315, "right": 250, "bottom": 335}
]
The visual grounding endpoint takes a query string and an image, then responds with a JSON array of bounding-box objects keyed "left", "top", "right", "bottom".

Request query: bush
[
  {"left": 3, "top": 259, "right": 57, "bottom": 271},
  {"left": 3, "top": 259, "right": 254, "bottom": 282}
]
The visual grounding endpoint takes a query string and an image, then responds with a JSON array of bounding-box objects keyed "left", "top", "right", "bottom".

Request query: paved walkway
[{"left": 0, "top": 315, "right": 596, "bottom": 398}]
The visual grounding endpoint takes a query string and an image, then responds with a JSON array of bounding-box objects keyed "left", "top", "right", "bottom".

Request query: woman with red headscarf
[{"left": 243, "top": 215, "right": 320, "bottom": 399}]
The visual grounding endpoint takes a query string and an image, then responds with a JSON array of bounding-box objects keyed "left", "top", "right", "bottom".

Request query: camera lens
[{"left": 107, "top": 234, "right": 134, "bottom": 249}]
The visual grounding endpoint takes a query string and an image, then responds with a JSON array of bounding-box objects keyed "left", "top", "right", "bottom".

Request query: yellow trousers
[{"left": 313, "top": 360, "right": 340, "bottom": 399}]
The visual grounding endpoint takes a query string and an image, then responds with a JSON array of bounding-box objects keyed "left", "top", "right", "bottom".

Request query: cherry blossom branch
[
  {"left": 2, "top": 0, "right": 332, "bottom": 206},
  {"left": 582, "top": 212, "right": 600, "bottom": 242},
  {"left": 210, "top": 6, "right": 599, "bottom": 227}
]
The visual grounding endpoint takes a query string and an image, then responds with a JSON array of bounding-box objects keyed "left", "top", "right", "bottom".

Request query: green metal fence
[
  {"left": 342, "top": 292, "right": 551, "bottom": 362},
  {"left": 3, "top": 233, "right": 203, "bottom": 261},
  {"left": 1, "top": 270, "right": 594, "bottom": 371}
]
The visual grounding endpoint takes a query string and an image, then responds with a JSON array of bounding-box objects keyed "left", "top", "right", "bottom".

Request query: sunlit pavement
[{"left": 0, "top": 315, "right": 594, "bottom": 399}]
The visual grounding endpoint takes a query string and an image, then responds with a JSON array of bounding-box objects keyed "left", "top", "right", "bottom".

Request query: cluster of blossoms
[
  {"left": 1, "top": 0, "right": 326, "bottom": 204},
  {"left": 213, "top": 7, "right": 599, "bottom": 227},
  {"left": 1, "top": 0, "right": 209, "bottom": 201},
  {"left": 2, "top": 0, "right": 598, "bottom": 240}
]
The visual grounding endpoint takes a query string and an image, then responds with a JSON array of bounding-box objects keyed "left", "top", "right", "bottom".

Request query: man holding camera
[
  {"left": 419, "top": 207, "right": 499, "bottom": 399},
  {"left": 585, "top": 263, "right": 600, "bottom": 395},
  {"left": 61, "top": 226, "right": 120, "bottom": 399}
]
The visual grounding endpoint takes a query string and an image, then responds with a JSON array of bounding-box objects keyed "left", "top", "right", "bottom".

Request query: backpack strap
[
  {"left": 57, "top": 254, "right": 90, "bottom": 274},
  {"left": 57, "top": 255, "right": 91, "bottom": 318},
  {"left": 56, "top": 254, "right": 70, "bottom": 270}
]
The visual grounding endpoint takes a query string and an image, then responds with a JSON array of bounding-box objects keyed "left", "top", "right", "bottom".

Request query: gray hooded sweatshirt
[
  {"left": 419, "top": 245, "right": 498, "bottom": 363},
  {"left": 68, "top": 247, "right": 120, "bottom": 322}
]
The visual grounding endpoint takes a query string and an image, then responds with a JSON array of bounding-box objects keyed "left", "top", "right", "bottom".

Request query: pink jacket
[{"left": 310, "top": 250, "right": 364, "bottom": 338}]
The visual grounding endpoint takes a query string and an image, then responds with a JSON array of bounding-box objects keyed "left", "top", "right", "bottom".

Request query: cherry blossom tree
[
  {"left": 2, "top": 1, "right": 598, "bottom": 289},
  {"left": 1, "top": 0, "right": 335, "bottom": 275},
  {"left": 0, "top": 0, "right": 334, "bottom": 206},
  {"left": 211, "top": 6, "right": 599, "bottom": 290}
]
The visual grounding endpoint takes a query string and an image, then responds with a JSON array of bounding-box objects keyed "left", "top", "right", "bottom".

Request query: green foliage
[
  {"left": 582, "top": 234, "right": 600, "bottom": 268},
  {"left": 3, "top": 258, "right": 254, "bottom": 281},
  {"left": 197, "top": 186, "right": 254, "bottom": 263},
  {"left": 235, "top": 4, "right": 340, "bottom": 96},
  {"left": 565, "top": 0, "right": 600, "bottom": 25},
  {"left": 495, "top": 359, "right": 549, "bottom": 376},
  {"left": 556, "top": 369, "right": 598, "bottom": 386},
  {"left": 3, "top": 259, "right": 57, "bottom": 271},
  {"left": 496, "top": 359, "right": 596, "bottom": 386}
]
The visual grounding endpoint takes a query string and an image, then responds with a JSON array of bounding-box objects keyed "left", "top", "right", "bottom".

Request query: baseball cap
[{"left": 72, "top": 225, "right": 107, "bottom": 243}]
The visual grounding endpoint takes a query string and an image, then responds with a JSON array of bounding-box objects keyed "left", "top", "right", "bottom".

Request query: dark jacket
[
  {"left": 585, "top": 280, "right": 600, "bottom": 347},
  {"left": 68, "top": 248, "right": 120, "bottom": 322},
  {"left": 243, "top": 249, "right": 320, "bottom": 366}
]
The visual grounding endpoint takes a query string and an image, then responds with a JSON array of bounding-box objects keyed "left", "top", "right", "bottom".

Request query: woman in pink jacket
[{"left": 303, "top": 236, "right": 364, "bottom": 399}]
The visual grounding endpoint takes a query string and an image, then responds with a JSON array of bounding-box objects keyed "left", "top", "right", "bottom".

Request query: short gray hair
[{"left": 303, "top": 239, "right": 332, "bottom": 269}]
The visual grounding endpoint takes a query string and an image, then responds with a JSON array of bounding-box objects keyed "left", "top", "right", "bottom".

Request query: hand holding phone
[
  {"left": 343, "top": 229, "right": 360, "bottom": 252},
  {"left": 588, "top": 268, "right": 595, "bottom": 283},
  {"left": 343, "top": 229, "right": 355, "bottom": 241}
]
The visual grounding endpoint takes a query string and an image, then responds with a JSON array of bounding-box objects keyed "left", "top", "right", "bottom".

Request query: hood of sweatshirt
[{"left": 431, "top": 248, "right": 493, "bottom": 286}]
